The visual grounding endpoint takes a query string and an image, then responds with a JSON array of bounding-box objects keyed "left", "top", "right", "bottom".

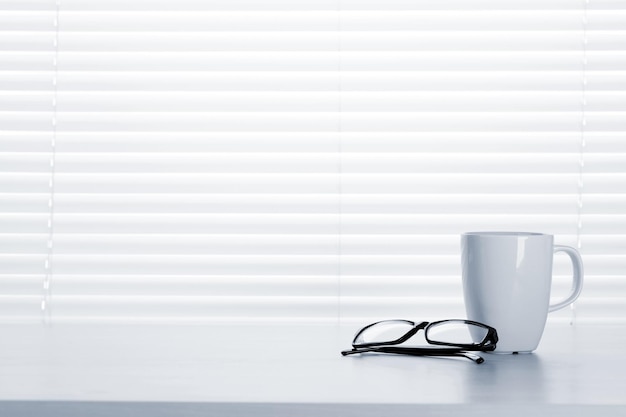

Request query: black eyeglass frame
[
  {"left": 341, "top": 319, "right": 498, "bottom": 364},
  {"left": 351, "top": 319, "right": 498, "bottom": 351}
]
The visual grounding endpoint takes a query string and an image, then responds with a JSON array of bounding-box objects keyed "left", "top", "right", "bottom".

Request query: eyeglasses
[{"left": 341, "top": 319, "right": 498, "bottom": 364}]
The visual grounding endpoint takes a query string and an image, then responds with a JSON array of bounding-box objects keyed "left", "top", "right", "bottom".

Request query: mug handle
[{"left": 549, "top": 245, "right": 584, "bottom": 312}]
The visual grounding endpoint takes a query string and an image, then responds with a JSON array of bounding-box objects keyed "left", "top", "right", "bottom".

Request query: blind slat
[
  {"left": 3, "top": 0, "right": 625, "bottom": 11},
  {"left": 4, "top": 152, "right": 623, "bottom": 174},
  {"left": 2, "top": 10, "right": 626, "bottom": 31},
  {"left": 6, "top": 193, "right": 622, "bottom": 214},
  {"left": 4, "top": 71, "right": 626, "bottom": 92},
  {"left": 5, "top": 31, "right": 626, "bottom": 52},
  {"left": 3, "top": 52, "right": 626, "bottom": 72},
  {"left": 2, "top": 173, "right": 624, "bottom": 194},
  {"left": 4, "top": 112, "right": 626, "bottom": 131},
  {"left": 4, "top": 132, "right": 626, "bottom": 153},
  {"left": 5, "top": 91, "right": 626, "bottom": 112}
]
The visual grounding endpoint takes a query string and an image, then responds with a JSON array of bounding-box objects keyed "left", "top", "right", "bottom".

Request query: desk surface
[{"left": 0, "top": 322, "right": 624, "bottom": 416}]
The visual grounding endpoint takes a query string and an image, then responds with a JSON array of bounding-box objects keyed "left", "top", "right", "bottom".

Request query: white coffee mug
[{"left": 461, "top": 232, "right": 583, "bottom": 353}]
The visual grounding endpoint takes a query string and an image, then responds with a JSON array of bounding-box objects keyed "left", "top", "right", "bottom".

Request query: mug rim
[{"left": 463, "top": 231, "right": 549, "bottom": 237}]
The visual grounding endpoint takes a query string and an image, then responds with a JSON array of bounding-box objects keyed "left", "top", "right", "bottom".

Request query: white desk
[{"left": 0, "top": 322, "right": 624, "bottom": 416}]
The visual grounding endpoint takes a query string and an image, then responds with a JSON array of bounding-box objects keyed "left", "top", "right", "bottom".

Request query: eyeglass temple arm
[{"left": 341, "top": 347, "right": 484, "bottom": 364}]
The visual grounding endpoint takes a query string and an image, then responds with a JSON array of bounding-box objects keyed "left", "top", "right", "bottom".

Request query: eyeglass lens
[
  {"left": 354, "top": 320, "right": 414, "bottom": 345},
  {"left": 426, "top": 321, "right": 488, "bottom": 345}
]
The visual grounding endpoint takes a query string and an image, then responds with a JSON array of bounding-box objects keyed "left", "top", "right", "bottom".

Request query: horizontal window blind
[{"left": 1, "top": 0, "right": 625, "bottom": 324}]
